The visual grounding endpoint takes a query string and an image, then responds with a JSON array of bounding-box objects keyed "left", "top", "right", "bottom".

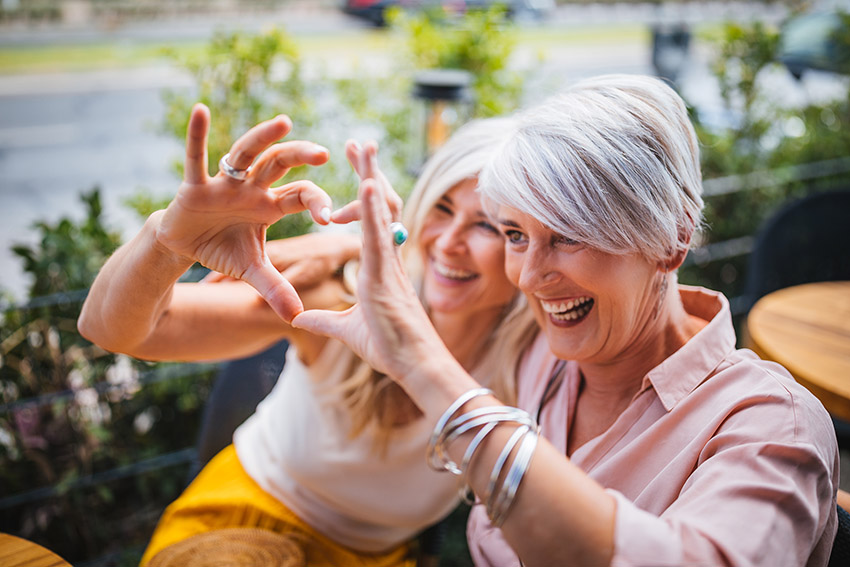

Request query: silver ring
[
  {"left": 218, "top": 153, "right": 252, "bottom": 181},
  {"left": 389, "top": 222, "right": 408, "bottom": 246}
]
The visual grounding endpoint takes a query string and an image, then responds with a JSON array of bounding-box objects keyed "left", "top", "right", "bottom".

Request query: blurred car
[
  {"left": 777, "top": 9, "right": 850, "bottom": 78},
  {"left": 341, "top": 0, "right": 554, "bottom": 27}
]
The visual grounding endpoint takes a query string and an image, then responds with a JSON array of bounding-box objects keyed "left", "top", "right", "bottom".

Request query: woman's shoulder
[{"left": 701, "top": 348, "right": 836, "bottom": 450}]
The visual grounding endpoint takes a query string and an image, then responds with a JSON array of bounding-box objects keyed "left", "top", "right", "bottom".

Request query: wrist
[
  {"left": 403, "top": 350, "right": 482, "bottom": 420},
  {"left": 147, "top": 210, "right": 196, "bottom": 271}
]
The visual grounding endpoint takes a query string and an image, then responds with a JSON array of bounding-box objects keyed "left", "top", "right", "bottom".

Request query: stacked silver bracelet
[{"left": 427, "top": 388, "right": 540, "bottom": 527}]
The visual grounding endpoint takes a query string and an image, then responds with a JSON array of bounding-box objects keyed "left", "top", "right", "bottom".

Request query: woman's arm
[{"left": 78, "top": 103, "right": 335, "bottom": 362}]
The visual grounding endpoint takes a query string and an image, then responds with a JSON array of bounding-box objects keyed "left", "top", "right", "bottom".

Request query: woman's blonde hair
[{"left": 331, "top": 118, "right": 539, "bottom": 448}]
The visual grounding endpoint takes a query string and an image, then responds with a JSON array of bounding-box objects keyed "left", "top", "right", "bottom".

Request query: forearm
[
  {"left": 405, "top": 360, "right": 615, "bottom": 566},
  {"left": 78, "top": 210, "right": 194, "bottom": 355},
  {"left": 79, "top": 211, "right": 343, "bottom": 361},
  {"left": 462, "top": 419, "right": 615, "bottom": 566}
]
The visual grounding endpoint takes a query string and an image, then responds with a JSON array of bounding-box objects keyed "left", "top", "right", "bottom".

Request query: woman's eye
[
  {"left": 477, "top": 221, "right": 499, "bottom": 234},
  {"left": 504, "top": 230, "right": 526, "bottom": 244},
  {"left": 435, "top": 203, "right": 452, "bottom": 215}
]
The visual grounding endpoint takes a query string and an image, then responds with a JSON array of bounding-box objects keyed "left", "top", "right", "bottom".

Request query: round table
[
  {"left": 746, "top": 281, "right": 850, "bottom": 421},
  {"left": 0, "top": 533, "right": 71, "bottom": 567}
]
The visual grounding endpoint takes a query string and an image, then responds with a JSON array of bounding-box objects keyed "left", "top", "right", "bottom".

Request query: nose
[
  {"left": 434, "top": 219, "right": 466, "bottom": 254},
  {"left": 515, "top": 243, "right": 558, "bottom": 293}
]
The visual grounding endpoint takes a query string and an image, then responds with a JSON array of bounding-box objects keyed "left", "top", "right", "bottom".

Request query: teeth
[
  {"left": 550, "top": 302, "right": 593, "bottom": 321},
  {"left": 434, "top": 261, "right": 477, "bottom": 281},
  {"left": 540, "top": 296, "right": 592, "bottom": 314}
]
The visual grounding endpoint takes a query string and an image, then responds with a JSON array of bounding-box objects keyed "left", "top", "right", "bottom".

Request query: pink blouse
[{"left": 467, "top": 286, "right": 839, "bottom": 567}]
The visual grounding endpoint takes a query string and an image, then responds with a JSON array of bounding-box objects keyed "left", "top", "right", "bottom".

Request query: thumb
[
  {"left": 330, "top": 200, "right": 362, "bottom": 224},
  {"left": 291, "top": 306, "right": 355, "bottom": 338},
  {"left": 242, "top": 260, "right": 304, "bottom": 323}
]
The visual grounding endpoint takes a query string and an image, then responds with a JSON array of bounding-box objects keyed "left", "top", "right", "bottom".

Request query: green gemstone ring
[{"left": 389, "top": 222, "right": 408, "bottom": 246}]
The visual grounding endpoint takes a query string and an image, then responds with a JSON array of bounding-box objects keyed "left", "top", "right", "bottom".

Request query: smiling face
[
  {"left": 418, "top": 179, "right": 517, "bottom": 319},
  {"left": 498, "top": 204, "right": 665, "bottom": 365}
]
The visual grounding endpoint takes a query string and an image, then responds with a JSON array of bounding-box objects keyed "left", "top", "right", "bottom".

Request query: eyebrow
[
  {"left": 439, "top": 195, "right": 488, "bottom": 218},
  {"left": 497, "top": 218, "right": 521, "bottom": 228}
]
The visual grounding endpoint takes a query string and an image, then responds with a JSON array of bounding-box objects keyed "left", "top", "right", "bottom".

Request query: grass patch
[
  {"left": 0, "top": 22, "right": 653, "bottom": 75},
  {"left": 0, "top": 41, "right": 200, "bottom": 73}
]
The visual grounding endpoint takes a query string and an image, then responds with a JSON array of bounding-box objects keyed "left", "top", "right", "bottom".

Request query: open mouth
[
  {"left": 539, "top": 296, "right": 594, "bottom": 322},
  {"left": 433, "top": 260, "right": 478, "bottom": 282}
]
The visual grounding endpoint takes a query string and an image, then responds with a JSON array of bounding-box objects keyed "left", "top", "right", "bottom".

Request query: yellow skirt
[{"left": 141, "top": 445, "right": 414, "bottom": 567}]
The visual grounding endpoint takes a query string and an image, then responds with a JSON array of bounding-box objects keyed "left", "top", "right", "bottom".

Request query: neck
[
  {"left": 432, "top": 306, "right": 504, "bottom": 371},
  {"left": 578, "top": 278, "right": 706, "bottom": 409}
]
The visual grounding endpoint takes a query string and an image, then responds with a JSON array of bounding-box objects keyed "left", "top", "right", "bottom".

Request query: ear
[
  {"left": 659, "top": 213, "right": 696, "bottom": 272},
  {"left": 659, "top": 247, "right": 689, "bottom": 273}
]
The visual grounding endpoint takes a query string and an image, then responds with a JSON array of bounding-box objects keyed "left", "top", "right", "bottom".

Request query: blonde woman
[{"left": 77, "top": 103, "right": 537, "bottom": 566}]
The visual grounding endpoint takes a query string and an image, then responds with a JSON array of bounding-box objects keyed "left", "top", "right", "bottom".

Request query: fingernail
[
  {"left": 314, "top": 144, "right": 329, "bottom": 155},
  {"left": 320, "top": 207, "right": 331, "bottom": 223}
]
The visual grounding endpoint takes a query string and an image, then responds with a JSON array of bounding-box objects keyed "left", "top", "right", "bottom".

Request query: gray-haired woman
[{"left": 294, "top": 74, "right": 839, "bottom": 567}]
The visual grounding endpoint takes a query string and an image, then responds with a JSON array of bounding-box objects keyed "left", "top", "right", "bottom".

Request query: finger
[
  {"left": 226, "top": 115, "right": 293, "bottom": 171},
  {"left": 242, "top": 259, "right": 304, "bottom": 323},
  {"left": 291, "top": 306, "right": 354, "bottom": 338},
  {"left": 330, "top": 200, "right": 362, "bottom": 224},
  {"left": 387, "top": 189, "right": 404, "bottom": 221},
  {"left": 345, "top": 140, "right": 365, "bottom": 179},
  {"left": 270, "top": 180, "right": 333, "bottom": 225},
  {"left": 184, "top": 103, "right": 210, "bottom": 184},
  {"left": 250, "top": 141, "right": 330, "bottom": 188},
  {"left": 363, "top": 140, "right": 379, "bottom": 179},
  {"left": 359, "top": 178, "right": 396, "bottom": 279},
  {"left": 360, "top": 141, "right": 403, "bottom": 221},
  {"left": 373, "top": 166, "right": 404, "bottom": 222}
]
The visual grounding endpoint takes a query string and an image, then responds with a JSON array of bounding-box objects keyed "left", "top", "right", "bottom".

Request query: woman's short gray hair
[{"left": 479, "top": 74, "right": 704, "bottom": 263}]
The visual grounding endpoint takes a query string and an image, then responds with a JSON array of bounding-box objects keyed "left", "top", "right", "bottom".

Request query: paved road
[{"left": 0, "top": 2, "right": 790, "bottom": 303}]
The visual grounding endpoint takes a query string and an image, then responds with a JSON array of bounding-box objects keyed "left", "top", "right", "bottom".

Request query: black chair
[
  {"left": 829, "top": 505, "right": 850, "bottom": 567},
  {"left": 741, "top": 189, "right": 850, "bottom": 313},
  {"left": 190, "top": 340, "right": 289, "bottom": 478}
]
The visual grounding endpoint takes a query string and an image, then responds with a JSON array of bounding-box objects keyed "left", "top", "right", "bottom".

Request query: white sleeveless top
[{"left": 233, "top": 338, "right": 461, "bottom": 553}]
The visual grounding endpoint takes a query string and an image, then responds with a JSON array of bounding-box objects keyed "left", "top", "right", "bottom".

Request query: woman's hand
[
  {"left": 155, "top": 103, "right": 332, "bottom": 322},
  {"left": 331, "top": 140, "right": 404, "bottom": 224},
  {"left": 202, "top": 232, "right": 362, "bottom": 290},
  {"left": 292, "top": 174, "right": 446, "bottom": 383}
]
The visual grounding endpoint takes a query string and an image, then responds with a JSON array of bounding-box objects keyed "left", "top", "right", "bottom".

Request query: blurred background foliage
[
  {"left": 680, "top": 12, "right": 850, "bottom": 303},
  {"left": 2, "top": 2, "right": 850, "bottom": 565}
]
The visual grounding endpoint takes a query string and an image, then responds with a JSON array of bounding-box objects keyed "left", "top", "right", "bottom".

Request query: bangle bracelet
[
  {"left": 458, "top": 421, "right": 498, "bottom": 504},
  {"left": 485, "top": 425, "right": 529, "bottom": 514},
  {"left": 427, "top": 388, "right": 493, "bottom": 470},
  {"left": 436, "top": 406, "right": 533, "bottom": 470},
  {"left": 490, "top": 428, "right": 539, "bottom": 527},
  {"left": 437, "top": 411, "right": 534, "bottom": 475}
]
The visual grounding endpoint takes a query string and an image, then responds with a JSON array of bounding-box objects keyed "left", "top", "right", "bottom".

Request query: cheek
[
  {"left": 418, "top": 225, "right": 439, "bottom": 255},
  {"left": 503, "top": 251, "right": 522, "bottom": 287}
]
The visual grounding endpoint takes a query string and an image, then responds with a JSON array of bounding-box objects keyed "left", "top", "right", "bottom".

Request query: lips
[
  {"left": 539, "top": 296, "right": 594, "bottom": 322},
  {"left": 432, "top": 259, "right": 478, "bottom": 282}
]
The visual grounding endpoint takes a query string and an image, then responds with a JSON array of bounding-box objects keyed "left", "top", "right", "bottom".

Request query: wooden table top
[
  {"left": 0, "top": 534, "right": 71, "bottom": 567},
  {"left": 746, "top": 281, "right": 850, "bottom": 421}
]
